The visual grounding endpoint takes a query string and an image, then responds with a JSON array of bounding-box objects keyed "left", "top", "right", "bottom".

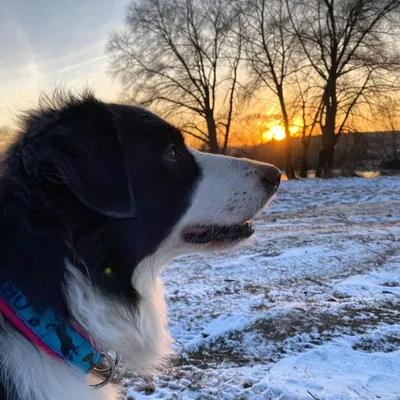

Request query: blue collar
[{"left": 0, "top": 280, "right": 104, "bottom": 375}]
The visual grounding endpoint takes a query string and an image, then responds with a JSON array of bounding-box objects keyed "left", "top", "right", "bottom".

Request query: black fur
[
  {"left": 0, "top": 380, "right": 9, "bottom": 400},
  {"left": 0, "top": 93, "right": 200, "bottom": 398}
]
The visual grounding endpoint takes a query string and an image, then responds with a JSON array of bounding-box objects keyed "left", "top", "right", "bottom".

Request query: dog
[{"left": 0, "top": 92, "right": 280, "bottom": 400}]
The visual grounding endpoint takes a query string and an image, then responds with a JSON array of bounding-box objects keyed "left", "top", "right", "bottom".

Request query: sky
[{"left": 0, "top": 0, "right": 129, "bottom": 127}]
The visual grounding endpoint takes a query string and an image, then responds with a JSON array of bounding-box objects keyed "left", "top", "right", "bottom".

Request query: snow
[
  {"left": 124, "top": 176, "right": 400, "bottom": 400},
  {"left": 258, "top": 325, "right": 400, "bottom": 400},
  {"left": 335, "top": 269, "right": 400, "bottom": 299}
]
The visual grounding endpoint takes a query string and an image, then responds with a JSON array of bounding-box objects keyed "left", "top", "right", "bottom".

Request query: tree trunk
[
  {"left": 222, "top": 132, "right": 229, "bottom": 155},
  {"left": 299, "top": 144, "right": 308, "bottom": 178},
  {"left": 392, "top": 130, "right": 398, "bottom": 162},
  {"left": 316, "top": 80, "right": 337, "bottom": 178},
  {"left": 278, "top": 87, "right": 295, "bottom": 179},
  {"left": 316, "top": 146, "right": 334, "bottom": 178},
  {"left": 206, "top": 111, "right": 219, "bottom": 154},
  {"left": 316, "top": 129, "right": 336, "bottom": 178},
  {"left": 284, "top": 129, "right": 296, "bottom": 179}
]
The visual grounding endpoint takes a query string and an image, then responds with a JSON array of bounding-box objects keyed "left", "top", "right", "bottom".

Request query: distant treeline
[
  {"left": 0, "top": 130, "right": 398, "bottom": 176},
  {"left": 230, "top": 131, "right": 400, "bottom": 174}
]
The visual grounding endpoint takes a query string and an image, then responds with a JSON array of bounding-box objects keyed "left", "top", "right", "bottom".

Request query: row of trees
[{"left": 107, "top": 0, "right": 400, "bottom": 178}]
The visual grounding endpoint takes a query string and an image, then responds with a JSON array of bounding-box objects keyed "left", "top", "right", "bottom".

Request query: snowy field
[{"left": 124, "top": 176, "right": 400, "bottom": 400}]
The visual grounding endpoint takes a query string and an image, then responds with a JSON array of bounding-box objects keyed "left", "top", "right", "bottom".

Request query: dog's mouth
[{"left": 182, "top": 221, "right": 254, "bottom": 244}]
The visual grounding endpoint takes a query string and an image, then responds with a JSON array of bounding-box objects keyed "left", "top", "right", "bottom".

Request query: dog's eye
[{"left": 164, "top": 144, "right": 180, "bottom": 163}]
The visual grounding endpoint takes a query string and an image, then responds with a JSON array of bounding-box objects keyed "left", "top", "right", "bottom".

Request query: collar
[{"left": 0, "top": 280, "right": 108, "bottom": 380}]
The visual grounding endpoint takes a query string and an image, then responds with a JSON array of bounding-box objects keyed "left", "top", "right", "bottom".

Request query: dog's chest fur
[{"left": 0, "top": 264, "right": 169, "bottom": 400}]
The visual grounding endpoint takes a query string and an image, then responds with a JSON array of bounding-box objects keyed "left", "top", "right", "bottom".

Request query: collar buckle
[{"left": 89, "top": 352, "right": 120, "bottom": 390}]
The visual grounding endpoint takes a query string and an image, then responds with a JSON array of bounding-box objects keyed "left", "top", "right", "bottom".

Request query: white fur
[
  {"left": 0, "top": 324, "right": 120, "bottom": 400},
  {"left": 64, "top": 262, "right": 171, "bottom": 374},
  {"left": 149, "top": 150, "right": 278, "bottom": 255},
  {"left": 182, "top": 150, "right": 272, "bottom": 227},
  {"left": 0, "top": 256, "right": 172, "bottom": 400},
  {"left": 0, "top": 149, "right": 278, "bottom": 400}
]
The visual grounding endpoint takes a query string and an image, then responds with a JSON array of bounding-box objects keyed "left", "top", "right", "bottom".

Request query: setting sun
[{"left": 263, "top": 125, "right": 286, "bottom": 142}]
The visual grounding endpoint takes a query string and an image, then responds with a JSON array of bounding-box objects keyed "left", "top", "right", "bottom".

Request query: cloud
[
  {"left": 27, "top": 61, "right": 40, "bottom": 85},
  {"left": 14, "top": 27, "right": 41, "bottom": 86},
  {"left": 56, "top": 55, "right": 108, "bottom": 73}
]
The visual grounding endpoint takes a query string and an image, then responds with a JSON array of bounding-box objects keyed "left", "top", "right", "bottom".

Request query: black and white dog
[{"left": 0, "top": 93, "right": 280, "bottom": 400}]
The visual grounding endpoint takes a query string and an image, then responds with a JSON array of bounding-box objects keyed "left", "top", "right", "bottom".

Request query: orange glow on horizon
[
  {"left": 261, "top": 117, "right": 303, "bottom": 142},
  {"left": 263, "top": 125, "right": 286, "bottom": 141}
]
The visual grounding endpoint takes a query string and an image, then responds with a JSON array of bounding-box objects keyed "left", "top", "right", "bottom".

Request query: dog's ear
[{"left": 23, "top": 97, "right": 135, "bottom": 218}]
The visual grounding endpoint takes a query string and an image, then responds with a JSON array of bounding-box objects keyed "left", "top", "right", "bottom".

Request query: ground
[{"left": 123, "top": 176, "right": 400, "bottom": 400}]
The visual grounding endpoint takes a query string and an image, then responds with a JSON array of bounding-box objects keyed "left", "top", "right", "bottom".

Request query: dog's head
[
  {"left": 6, "top": 93, "right": 280, "bottom": 292},
  {"left": 1, "top": 93, "right": 280, "bottom": 371}
]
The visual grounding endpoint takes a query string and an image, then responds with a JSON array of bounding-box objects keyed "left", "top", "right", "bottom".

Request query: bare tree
[
  {"left": 239, "top": 0, "right": 299, "bottom": 179},
  {"left": 107, "top": 0, "right": 243, "bottom": 154},
  {"left": 371, "top": 93, "right": 400, "bottom": 168},
  {"left": 292, "top": 72, "right": 323, "bottom": 177},
  {"left": 286, "top": 0, "right": 400, "bottom": 177}
]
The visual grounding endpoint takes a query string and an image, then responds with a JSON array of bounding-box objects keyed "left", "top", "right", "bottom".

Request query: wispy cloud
[
  {"left": 56, "top": 55, "right": 108, "bottom": 74},
  {"left": 27, "top": 61, "right": 40, "bottom": 85},
  {"left": 15, "top": 27, "right": 41, "bottom": 87},
  {"left": 44, "top": 42, "right": 104, "bottom": 66},
  {"left": 0, "top": 0, "right": 128, "bottom": 127}
]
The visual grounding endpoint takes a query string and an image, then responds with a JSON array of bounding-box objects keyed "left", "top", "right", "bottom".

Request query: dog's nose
[{"left": 260, "top": 164, "right": 281, "bottom": 190}]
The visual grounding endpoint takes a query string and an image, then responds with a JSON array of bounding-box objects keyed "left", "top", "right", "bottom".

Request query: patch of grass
[
  {"left": 352, "top": 334, "right": 400, "bottom": 353},
  {"left": 176, "top": 334, "right": 254, "bottom": 368},
  {"left": 137, "top": 383, "right": 155, "bottom": 395},
  {"left": 251, "top": 300, "right": 400, "bottom": 348},
  {"left": 250, "top": 303, "right": 270, "bottom": 311},
  {"left": 243, "top": 283, "right": 265, "bottom": 294},
  {"left": 173, "top": 301, "right": 400, "bottom": 370}
]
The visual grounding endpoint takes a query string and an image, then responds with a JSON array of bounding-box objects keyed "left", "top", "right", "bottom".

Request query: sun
[{"left": 263, "top": 125, "right": 286, "bottom": 141}]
